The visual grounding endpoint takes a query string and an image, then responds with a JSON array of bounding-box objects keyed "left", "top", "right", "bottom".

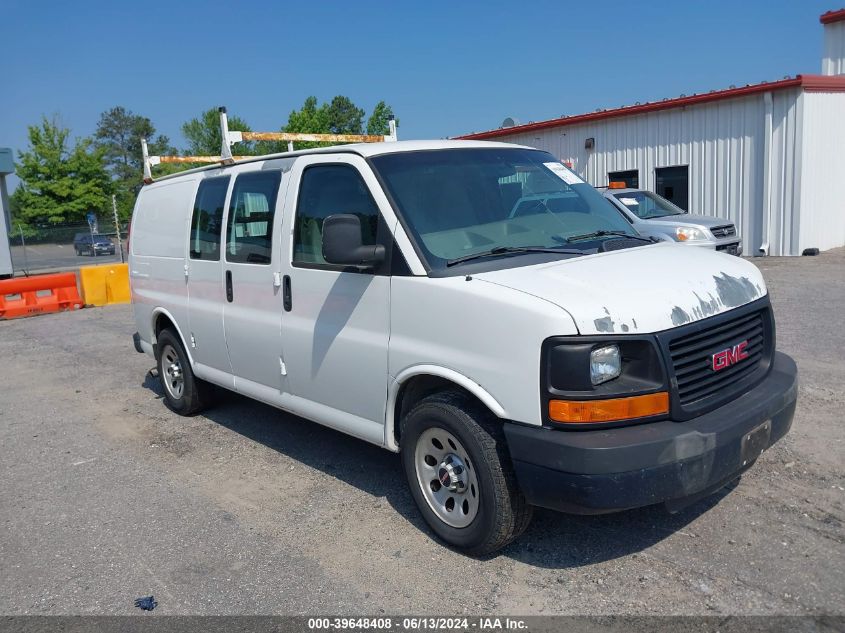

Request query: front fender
[{"left": 384, "top": 364, "right": 507, "bottom": 452}]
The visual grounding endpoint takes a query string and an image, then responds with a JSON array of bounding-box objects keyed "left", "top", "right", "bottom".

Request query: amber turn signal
[{"left": 549, "top": 392, "right": 669, "bottom": 423}]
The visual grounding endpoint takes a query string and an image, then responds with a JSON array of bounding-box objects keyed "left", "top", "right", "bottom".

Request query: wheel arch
[
  {"left": 386, "top": 365, "right": 507, "bottom": 452},
  {"left": 150, "top": 307, "right": 194, "bottom": 366}
]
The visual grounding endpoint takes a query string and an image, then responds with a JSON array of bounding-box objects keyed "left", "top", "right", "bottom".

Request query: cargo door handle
[
  {"left": 283, "top": 275, "right": 292, "bottom": 312},
  {"left": 225, "top": 270, "right": 233, "bottom": 303}
]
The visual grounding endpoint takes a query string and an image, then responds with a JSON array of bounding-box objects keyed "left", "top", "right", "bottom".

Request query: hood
[
  {"left": 474, "top": 243, "right": 766, "bottom": 335},
  {"left": 646, "top": 213, "right": 734, "bottom": 229}
]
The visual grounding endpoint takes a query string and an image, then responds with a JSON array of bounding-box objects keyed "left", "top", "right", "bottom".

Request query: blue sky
[{"left": 0, "top": 0, "right": 835, "bottom": 187}]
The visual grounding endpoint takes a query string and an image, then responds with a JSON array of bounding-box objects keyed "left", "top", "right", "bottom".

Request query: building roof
[
  {"left": 820, "top": 8, "right": 845, "bottom": 24},
  {"left": 457, "top": 74, "right": 845, "bottom": 140}
]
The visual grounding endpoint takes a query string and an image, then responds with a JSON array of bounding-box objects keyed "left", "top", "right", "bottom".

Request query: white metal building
[{"left": 459, "top": 10, "right": 845, "bottom": 256}]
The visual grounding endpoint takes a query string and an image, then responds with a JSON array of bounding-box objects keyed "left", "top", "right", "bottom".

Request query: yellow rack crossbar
[
  {"left": 240, "top": 131, "right": 386, "bottom": 143},
  {"left": 158, "top": 156, "right": 254, "bottom": 164}
]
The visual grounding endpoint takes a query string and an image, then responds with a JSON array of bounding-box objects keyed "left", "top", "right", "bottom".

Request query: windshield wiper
[
  {"left": 445, "top": 245, "right": 586, "bottom": 268},
  {"left": 565, "top": 230, "right": 655, "bottom": 243}
]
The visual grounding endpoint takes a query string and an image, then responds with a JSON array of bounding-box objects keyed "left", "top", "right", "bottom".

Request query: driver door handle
[{"left": 225, "top": 270, "right": 233, "bottom": 303}]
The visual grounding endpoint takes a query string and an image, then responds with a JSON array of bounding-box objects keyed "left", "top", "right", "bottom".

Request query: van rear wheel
[
  {"left": 156, "top": 328, "right": 212, "bottom": 416},
  {"left": 400, "top": 391, "right": 532, "bottom": 555}
]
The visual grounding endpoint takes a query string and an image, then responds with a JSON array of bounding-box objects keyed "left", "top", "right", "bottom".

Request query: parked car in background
[
  {"left": 603, "top": 185, "right": 742, "bottom": 255},
  {"left": 74, "top": 233, "right": 116, "bottom": 256}
]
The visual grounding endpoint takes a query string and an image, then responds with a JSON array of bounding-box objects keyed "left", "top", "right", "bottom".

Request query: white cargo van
[{"left": 130, "top": 140, "right": 797, "bottom": 554}]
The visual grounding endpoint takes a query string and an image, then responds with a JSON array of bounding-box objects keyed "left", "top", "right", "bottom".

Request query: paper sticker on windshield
[
  {"left": 619, "top": 197, "right": 639, "bottom": 206},
  {"left": 543, "top": 162, "right": 583, "bottom": 185}
]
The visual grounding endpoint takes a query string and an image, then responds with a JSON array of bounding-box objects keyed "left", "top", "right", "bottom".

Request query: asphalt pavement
[{"left": 0, "top": 250, "right": 842, "bottom": 615}]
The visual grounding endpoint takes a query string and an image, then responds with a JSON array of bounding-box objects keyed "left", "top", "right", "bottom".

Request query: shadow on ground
[{"left": 143, "top": 372, "right": 738, "bottom": 568}]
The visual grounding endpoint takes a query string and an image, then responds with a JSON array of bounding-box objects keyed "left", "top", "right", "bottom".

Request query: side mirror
[{"left": 322, "top": 214, "right": 385, "bottom": 268}]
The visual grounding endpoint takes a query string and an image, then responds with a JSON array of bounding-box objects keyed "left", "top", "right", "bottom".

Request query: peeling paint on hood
[{"left": 475, "top": 244, "right": 767, "bottom": 335}]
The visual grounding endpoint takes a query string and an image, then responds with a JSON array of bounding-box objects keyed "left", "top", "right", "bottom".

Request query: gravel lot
[{"left": 0, "top": 250, "right": 843, "bottom": 616}]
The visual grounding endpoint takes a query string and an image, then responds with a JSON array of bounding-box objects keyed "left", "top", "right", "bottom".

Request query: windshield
[
  {"left": 371, "top": 148, "right": 637, "bottom": 270},
  {"left": 612, "top": 191, "right": 686, "bottom": 219}
]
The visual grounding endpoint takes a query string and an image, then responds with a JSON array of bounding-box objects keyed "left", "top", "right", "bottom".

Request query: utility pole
[
  {"left": 18, "top": 224, "right": 29, "bottom": 275},
  {"left": 112, "top": 195, "right": 125, "bottom": 263}
]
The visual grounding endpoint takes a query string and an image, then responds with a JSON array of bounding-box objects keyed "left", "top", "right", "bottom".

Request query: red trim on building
[
  {"left": 820, "top": 8, "right": 845, "bottom": 24},
  {"left": 802, "top": 75, "right": 845, "bottom": 91},
  {"left": 458, "top": 75, "right": 845, "bottom": 140}
]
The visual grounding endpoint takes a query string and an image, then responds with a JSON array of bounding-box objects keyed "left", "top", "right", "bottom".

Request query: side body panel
[{"left": 129, "top": 177, "right": 198, "bottom": 354}]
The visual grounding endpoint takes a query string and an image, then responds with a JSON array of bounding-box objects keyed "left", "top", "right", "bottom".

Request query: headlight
[
  {"left": 675, "top": 227, "right": 706, "bottom": 242},
  {"left": 590, "top": 345, "right": 621, "bottom": 385}
]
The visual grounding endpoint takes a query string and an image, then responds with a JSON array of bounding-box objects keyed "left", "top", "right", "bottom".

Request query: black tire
[
  {"left": 156, "top": 328, "right": 213, "bottom": 416},
  {"left": 400, "top": 391, "right": 533, "bottom": 555}
]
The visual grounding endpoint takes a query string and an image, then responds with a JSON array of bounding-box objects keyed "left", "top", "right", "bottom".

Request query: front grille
[
  {"left": 711, "top": 224, "right": 736, "bottom": 238},
  {"left": 668, "top": 308, "right": 769, "bottom": 410}
]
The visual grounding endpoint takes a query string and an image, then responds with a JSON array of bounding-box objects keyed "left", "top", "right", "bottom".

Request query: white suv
[
  {"left": 603, "top": 187, "right": 743, "bottom": 255},
  {"left": 130, "top": 140, "right": 797, "bottom": 554}
]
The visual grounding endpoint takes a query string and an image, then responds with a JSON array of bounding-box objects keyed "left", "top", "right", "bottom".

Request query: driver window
[{"left": 293, "top": 164, "right": 380, "bottom": 266}]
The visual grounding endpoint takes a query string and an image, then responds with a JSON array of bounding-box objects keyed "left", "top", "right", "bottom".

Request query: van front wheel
[
  {"left": 156, "top": 328, "right": 211, "bottom": 416},
  {"left": 400, "top": 391, "right": 532, "bottom": 555}
]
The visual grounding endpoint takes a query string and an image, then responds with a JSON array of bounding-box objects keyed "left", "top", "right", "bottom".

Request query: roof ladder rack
[{"left": 142, "top": 105, "right": 397, "bottom": 183}]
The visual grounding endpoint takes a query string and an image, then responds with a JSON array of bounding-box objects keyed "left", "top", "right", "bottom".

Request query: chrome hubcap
[
  {"left": 161, "top": 344, "right": 184, "bottom": 400},
  {"left": 414, "top": 427, "right": 480, "bottom": 528}
]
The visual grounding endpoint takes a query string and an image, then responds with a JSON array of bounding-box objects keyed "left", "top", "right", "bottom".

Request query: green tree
[
  {"left": 282, "top": 96, "right": 330, "bottom": 150},
  {"left": 366, "top": 101, "right": 396, "bottom": 136},
  {"left": 283, "top": 96, "right": 394, "bottom": 150},
  {"left": 95, "top": 106, "right": 175, "bottom": 219},
  {"left": 11, "top": 117, "right": 112, "bottom": 231},
  {"left": 326, "top": 96, "right": 365, "bottom": 134},
  {"left": 182, "top": 108, "right": 254, "bottom": 156}
]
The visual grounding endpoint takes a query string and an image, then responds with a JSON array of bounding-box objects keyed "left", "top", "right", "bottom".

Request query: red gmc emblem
[{"left": 712, "top": 341, "right": 750, "bottom": 371}]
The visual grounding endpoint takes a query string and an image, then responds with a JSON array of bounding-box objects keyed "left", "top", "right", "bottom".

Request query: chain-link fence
[{"left": 10, "top": 221, "right": 128, "bottom": 275}]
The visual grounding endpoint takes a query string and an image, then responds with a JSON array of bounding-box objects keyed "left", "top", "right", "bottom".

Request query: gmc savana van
[{"left": 130, "top": 140, "right": 797, "bottom": 554}]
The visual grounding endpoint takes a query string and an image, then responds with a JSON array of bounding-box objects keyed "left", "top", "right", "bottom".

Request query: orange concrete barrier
[{"left": 0, "top": 272, "right": 83, "bottom": 319}]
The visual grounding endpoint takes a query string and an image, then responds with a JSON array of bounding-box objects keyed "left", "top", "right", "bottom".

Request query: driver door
[{"left": 278, "top": 155, "right": 391, "bottom": 445}]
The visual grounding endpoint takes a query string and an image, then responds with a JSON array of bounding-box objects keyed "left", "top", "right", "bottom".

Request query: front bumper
[
  {"left": 684, "top": 240, "right": 742, "bottom": 255},
  {"left": 715, "top": 241, "right": 742, "bottom": 256},
  {"left": 505, "top": 351, "right": 797, "bottom": 514}
]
